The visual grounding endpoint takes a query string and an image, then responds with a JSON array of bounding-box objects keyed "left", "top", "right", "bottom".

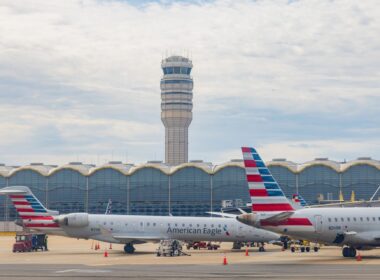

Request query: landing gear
[
  {"left": 342, "top": 246, "right": 356, "bottom": 258},
  {"left": 258, "top": 242, "right": 265, "bottom": 252},
  {"left": 124, "top": 243, "right": 135, "bottom": 254}
]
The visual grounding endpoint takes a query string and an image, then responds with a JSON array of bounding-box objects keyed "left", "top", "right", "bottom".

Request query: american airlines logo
[{"left": 167, "top": 226, "right": 223, "bottom": 236}]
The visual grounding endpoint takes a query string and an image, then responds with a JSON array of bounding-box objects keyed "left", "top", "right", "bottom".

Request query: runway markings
[{"left": 55, "top": 268, "right": 111, "bottom": 274}]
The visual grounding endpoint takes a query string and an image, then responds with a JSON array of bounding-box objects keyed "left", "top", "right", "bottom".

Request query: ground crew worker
[{"left": 44, "top": 235, "right": 48, "bottom": 251}]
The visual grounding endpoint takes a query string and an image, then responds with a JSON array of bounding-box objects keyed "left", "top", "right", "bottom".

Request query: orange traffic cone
[
  {"left": 104, "top": 250, "right": 108, "bottom": 257},
  {"left": 357, "top": 252, "right": 362, "bottom": 261},
  {"left": 223, "top": 254, "right": 228, "bottom": 265},
  {"left": 109, "top": 243, "right": 112, "bottom": 250},
  {"left": 245, "top": 247, "right": 249, "bottom": 256}
]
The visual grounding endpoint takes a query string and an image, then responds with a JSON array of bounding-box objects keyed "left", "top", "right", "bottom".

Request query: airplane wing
[
  {"left": 260, "top": 211, "right": 294, "bottom": 223},
  {"left": 206, "top": 212, "right": 237, "bottom": 218},
  {"left": 112, "top": 235, "right": 165, "bottom": 243}
]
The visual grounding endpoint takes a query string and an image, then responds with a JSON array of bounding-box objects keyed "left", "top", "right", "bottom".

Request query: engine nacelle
[
  {"left": 54, "top": 213, "right": 89, "bottom": 227},
  {"left": 236, "top": 213, "right": 259, "bottom": 227}
]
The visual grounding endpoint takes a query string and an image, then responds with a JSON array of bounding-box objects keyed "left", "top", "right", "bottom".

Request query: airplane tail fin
[
  {"left": 241, "top": 147, "right": 294, "bottom": 212},
  {"left": 0, "top": 186, "right": 59, "bottom": 229},
  {"left": 291, "top": 194, "right": 308, "bottom": 208}
]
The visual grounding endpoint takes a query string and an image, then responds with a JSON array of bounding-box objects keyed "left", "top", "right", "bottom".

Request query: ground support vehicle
[
  {"left": 156, "top": 240, "right": 190, "bottom": 257},
  {"left": 13, "top": 233, "right": 47, "bottom": 253},
  {"left": 186, "top": 241, "right": 220, "bottom": 250}
]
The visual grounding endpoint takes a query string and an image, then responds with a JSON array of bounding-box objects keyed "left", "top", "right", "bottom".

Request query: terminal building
[{"left": 0, "top": 157, "right": 379, "bottom": 221}]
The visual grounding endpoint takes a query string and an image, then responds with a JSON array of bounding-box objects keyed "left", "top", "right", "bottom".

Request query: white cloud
[{"left": 0, "top": 0, "right": 379, "bottom": 165}]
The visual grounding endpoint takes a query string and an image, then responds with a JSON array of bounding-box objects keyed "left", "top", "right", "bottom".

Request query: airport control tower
[{"left": 161, "top": 56, "right": 193, "bottom": 165}]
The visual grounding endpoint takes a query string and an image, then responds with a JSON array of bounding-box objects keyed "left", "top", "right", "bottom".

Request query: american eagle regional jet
[
  {"left": 236, "top": 147, "right": 380, "bottom": 258},
  {"left": 0, "top": 186, "right": 279, "bottom": 253}
]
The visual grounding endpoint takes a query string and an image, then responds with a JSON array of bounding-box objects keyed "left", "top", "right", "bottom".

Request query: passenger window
[
  {"left": 373, "top": 217, "right": 376, "bottom": 222},
  {"left": 153, "top": 223, "right": 156, "bottom": 226},
  {"left": 347, "top": 218, "right": 350, "bottom": 222},
  {"left": 168, "top": 223, "right": 171, "bottom": 226},
  {"left": 328, "top": 218, "right": 331, "bottom": 222},
  {"left": 110, "top": 222, "right": 113, "bottom": 225},
  {"left": 140, "top": 222, "right": 143, "bottom": 226},
  {"left": 360, "top": 217, "right": 363, "bottom": 221},
  {"left": 189, "top": 224, "right": 192, "bottom": 227},
  {"left": 367, "top": 217, "right": 370, "bottom": 221},
  {"left": 147, "top": 222, "right": 150, "bottom": 226},
  {"left": 335, "top": 218, "right": 338, "bottom": 222},
  {"left": 353, "top": 218, "right": 356, "bottom": 222},
  {"left": 204, "top": 224, "right": 207, "bottom": 227},
  {"left": 378, "top": 217, "right": 380, "bottom": 221},
  {"left": 197, "top": 224, "right": 200, "bottom": 227},
  {"left": 175, "top": 224, "right": 178, "bottom": 227},
  {"left": 104, "top": 222, "right": 107, "bottom": 225},
  {"left": 218, "top": 224, "right": 221, "bottom": 228},
  {"left": 341, "top": 218, "right": 344, "bottom": 222},
  {"left": 182, "top": 223, "right": 185, "bottom": 227},
  {"left": 211, "top": 224, "right": 214, "bottom": 228}
]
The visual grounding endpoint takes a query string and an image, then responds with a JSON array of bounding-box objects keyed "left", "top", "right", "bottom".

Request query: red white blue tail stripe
[
  {"left": 292, "top": 194, "right": 308, "bottom": 207},
  {"left": 242, "top": 147, "right": 294, "bottom": 212},
  {"left": 0, "top": 186, "right": 61, "bottom": 229}
]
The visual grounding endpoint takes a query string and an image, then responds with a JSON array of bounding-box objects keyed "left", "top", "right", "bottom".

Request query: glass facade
[{"left": 0, "top": 162, "right": 379, "bottom": 220}]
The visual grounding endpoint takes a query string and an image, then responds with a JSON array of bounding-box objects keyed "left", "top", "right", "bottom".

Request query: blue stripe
[
  {"left": 267, "top": 189, "right": 285, "bottom": 196},
  {"left": 258, "top": 168, "right": 270, "bottom": 175},
  {"left": 255, "top": 161, "right": 266, "bottom": 168},
  {"left": 262, "top": 176, "right": 275, "bottom": 183},
  {"left": 32, "top": 209, "right": 47, "bottom": 213},
  {"left": 252, "top": 154, "right": 262, "bottom": 161},
  {"left": 264, "top": 183, "right": 280, "bottom": 189}
]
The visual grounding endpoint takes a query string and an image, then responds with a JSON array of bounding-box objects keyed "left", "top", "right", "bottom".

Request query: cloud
[{"left": 0, "top": 0, "right": 379, "bottom": 165}]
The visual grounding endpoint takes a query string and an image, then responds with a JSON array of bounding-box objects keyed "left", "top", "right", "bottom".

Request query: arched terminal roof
[
  {"left": 9, "top": 163, "right": 56, "bottom": 177},
  {"left": 0, "top": 157, "right": 379, "bottom": 177},
  {"left": 49, "top": 162, "right": 94, "bottom": 176},
  {"left": 0, "top": 164, "right": 15, "bottom": 177},
  {"left": 91, "top": 162, "right": 134, "bottom": 175}
]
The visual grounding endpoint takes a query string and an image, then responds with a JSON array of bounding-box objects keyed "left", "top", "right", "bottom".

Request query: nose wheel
[
  {"left": 342, "top": 247, "right": 356, "bottom": 258},
  {"left": 124, "top": 243, "right": 135, "bottom": 254}
]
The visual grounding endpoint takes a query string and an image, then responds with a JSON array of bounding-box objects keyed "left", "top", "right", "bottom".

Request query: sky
[{"left": 0, "top": 0, "right": 379, "bottom": 166}]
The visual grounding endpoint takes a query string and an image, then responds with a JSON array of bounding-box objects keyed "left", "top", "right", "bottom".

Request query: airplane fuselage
[
  {"left": 39, "top": 214, "right": 280, "bottom": 244},
  {"left": 256, "top": 207, "right": 380, "bottom": 248}
]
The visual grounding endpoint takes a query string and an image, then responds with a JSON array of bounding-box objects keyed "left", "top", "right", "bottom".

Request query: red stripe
[
  {"left": 13, "top": 201, "right": 30, "bottom": 205},
  {"left": 253, "top": 203, "right": 294, "bottom": 211},
  {"left": 241, "top": 147, "right": 251, "bottom": 153},
  {"left": 261, "top": 218, "right": 312, "bottom": 227},
  {"left": 246, "top": 175, "right": 263, "bottom": 182},
  {"left": 249, "top": 189, "right": 268, "bottom": 196},
  {"left": 16, "top": 209, "right": 35, "bottom": 213},
  {"left": 21, "top": 216, "right": 53, "bottom": 220},
  {"left": 10, "top": 195, "right": 26, "bottom": 199},
  {"left": 244, "top": 160, "right": 257, "bottom": 167},
  {"left": 25, "top": 223, "right": 59, "bottom": 228}
]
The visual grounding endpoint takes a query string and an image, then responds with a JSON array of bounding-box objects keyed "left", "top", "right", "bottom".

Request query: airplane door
[{"left": 314, "top": 215, "right": 323, "bottom": 233}]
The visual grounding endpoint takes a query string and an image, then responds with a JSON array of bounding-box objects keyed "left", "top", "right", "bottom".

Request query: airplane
[
  {"left": 236, "top": 147, "right": 380, "bottom": 258},
  {"left": 0, "top": 185, "right": 280, "bottom": 254}
]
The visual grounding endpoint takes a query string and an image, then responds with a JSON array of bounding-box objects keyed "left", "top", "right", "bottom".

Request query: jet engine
[
  {"left": 54, "top": 213, "right": 89, "bottom": 227},
  {"left": 236, "top": 213, "right": 259, "bottom": 226}
]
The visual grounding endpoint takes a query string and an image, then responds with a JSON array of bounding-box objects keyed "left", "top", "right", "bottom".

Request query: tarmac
[{"left": 2, "top": 235, "right": 380, "bottom": 279}]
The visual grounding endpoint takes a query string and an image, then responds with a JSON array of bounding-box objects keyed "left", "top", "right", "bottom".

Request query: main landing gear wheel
[
  {"left": 124, "top": 243, "right": 135, "bottom": 254},
  {"left": 342, "top": 247, "right": 357, "bottom": 258}
]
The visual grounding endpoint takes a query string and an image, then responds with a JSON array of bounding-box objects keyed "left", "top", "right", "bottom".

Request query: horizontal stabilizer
[
  {"left": 206, "top": 212, "right": 237, "bottom": 218},
  {"left": 260, "top": 211, "right": 294, "bottom": 223}
]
